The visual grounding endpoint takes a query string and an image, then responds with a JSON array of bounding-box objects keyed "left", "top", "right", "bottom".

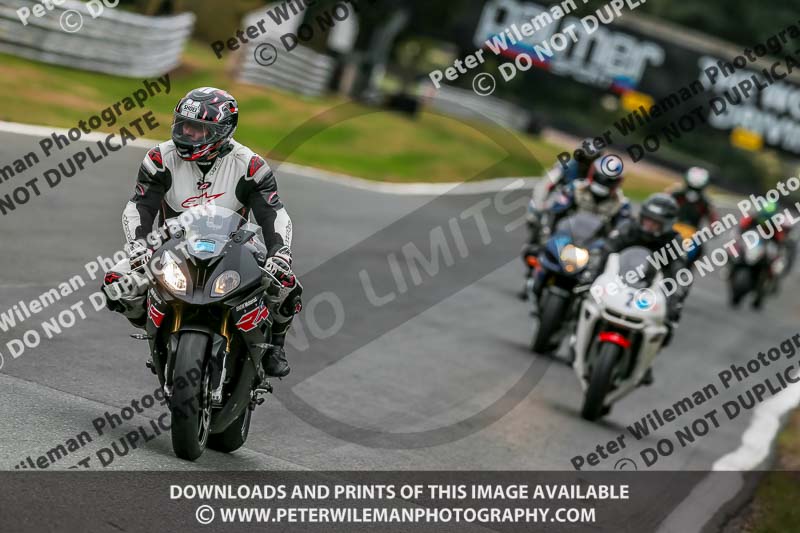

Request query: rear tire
[
  {"left": 531, "top": 290, "right": 569, "bottom": 354},
  {"left": 208, "top": 408, "right": 252, "bottom": 453},
  {"left": 170, "top": 332, "right": 212, "bottom": 461},
  {"left": 581, "top": 343, "right": 621, "bottom": 421}
]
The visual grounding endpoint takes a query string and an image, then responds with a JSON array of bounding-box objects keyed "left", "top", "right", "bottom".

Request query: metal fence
[
  {"left": 237, "top": 37, "right": 336, "bottom": 98},
  {"left": 235, "top": 9, "right": 336, "bottom": 98},
  {"left": 420, "top": 83, "right": 532, "bottom": 132},
  {"left": 0, "top": 0, "right": 194, "bottom": 77}
]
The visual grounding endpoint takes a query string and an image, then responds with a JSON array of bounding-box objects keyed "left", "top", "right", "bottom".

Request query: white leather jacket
[{"left": 122, "top": 139, "right": 292, "bottom": 256}]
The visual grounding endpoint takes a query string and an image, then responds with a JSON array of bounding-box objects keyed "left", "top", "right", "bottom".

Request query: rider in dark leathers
[{"left": 595, "top": 194, "right": 688, "bottom": 383}]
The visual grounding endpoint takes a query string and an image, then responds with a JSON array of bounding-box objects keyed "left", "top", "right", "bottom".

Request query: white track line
[
  {"left": 659, "top": 378, "right": 800, "bottom": 532},
  {"left": 0, "top": 120, "right": 154, "bottom": 149},
  {"left": 713, "top": 381, "right": 800, "bottom": 470},
  {"left": 0, "top": 120, "right": 536, "bottom": 195},
  {"left": 277, "top": 161, "right": 539, "bottom": 195},
  {"left": 1, "top": 120, "right": 745, "bottom": 201}
]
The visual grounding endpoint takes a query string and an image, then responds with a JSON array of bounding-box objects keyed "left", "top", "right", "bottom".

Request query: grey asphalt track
[{"left": 0, "top": 131, "right": 798, "bottom": 474}]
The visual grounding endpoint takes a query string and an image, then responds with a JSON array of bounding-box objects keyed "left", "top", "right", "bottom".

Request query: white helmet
[{"left": 685, "top": 167, "right": 710, "bottom": 190}]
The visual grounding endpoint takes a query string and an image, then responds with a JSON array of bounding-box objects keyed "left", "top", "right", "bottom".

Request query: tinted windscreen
[
  {"left": 619, "top": 246, "right": 656, "bottom": 288},
  {"left": 166, "top": 205, "right": 247, "bottom": 259},
  {"left": 553, "top": 213, "right": 605, "bottom": 245}
]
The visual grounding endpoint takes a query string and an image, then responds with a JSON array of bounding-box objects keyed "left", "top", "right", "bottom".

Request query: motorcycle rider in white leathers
[{"left": 103, "top": 87, "right": 299, "bottom": 378}]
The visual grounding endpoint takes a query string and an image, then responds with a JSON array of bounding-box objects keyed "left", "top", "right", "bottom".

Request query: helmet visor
[
  {"left": 172, "top": 114, "right": 230, "bottom": 145},
  {"left": 640, "top": 215, "right": 663, "bottom": 235},
  {"left": 589, "top": 181, "right": 610, "bottom": 197}
]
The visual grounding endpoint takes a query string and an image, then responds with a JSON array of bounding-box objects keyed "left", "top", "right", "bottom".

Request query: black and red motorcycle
[{"left": 142, "top": 205, "right": 276, "bottom": 460}]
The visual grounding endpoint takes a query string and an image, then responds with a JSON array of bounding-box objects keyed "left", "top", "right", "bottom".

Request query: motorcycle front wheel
[
  {"left": 580, "top": 342, "right": 621, "bottom": 421},
  {"left": 531, "top": 289, "right": 569, "bottom": 354},
  {"left": 170, "top": 332, "right": 212, "bottom": 461}
]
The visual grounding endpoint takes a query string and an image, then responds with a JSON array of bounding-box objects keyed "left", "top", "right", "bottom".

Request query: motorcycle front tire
[
  {"left": 581, "top": 342, "right": 621, "bottom": 421},
  {"left": 531, "top": 289, "right": 569, "bottom": 354},
  {"left": 170, "top": 332, "right": 212, "bottom": 461}
]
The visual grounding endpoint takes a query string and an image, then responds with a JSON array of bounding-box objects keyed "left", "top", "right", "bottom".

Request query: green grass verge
[
  {"left": 733, "top": 410, "right": 800, "bottom": 532},
  {"left": 0, "top": 41, "right": 668, "bottom": 195}
]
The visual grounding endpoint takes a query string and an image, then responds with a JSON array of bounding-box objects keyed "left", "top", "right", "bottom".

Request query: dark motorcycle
[
  {"left": 141, "top": 205, "right": 275, "bottom": 460},
  {"left": 728, "top": 232, "right": 784, "bottom": 309},
  {"left": 525, "top": 212, "right": 605, "bottom": 354}
]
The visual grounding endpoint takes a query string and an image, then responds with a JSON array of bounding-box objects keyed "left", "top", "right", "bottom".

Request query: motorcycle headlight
[
  {"left": 160, "top": 251, "right": 187, "bottom": 295},
  {"left": 559, "top": 244, "right": 590, "bottom": 273},
  {"left": 212, "top": 270, "right": 240, "bottom": 297}
]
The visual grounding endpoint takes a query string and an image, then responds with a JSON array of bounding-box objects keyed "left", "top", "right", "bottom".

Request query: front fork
[
  {"left": 148, "top": 292, "right": 274, "bottom": 429},
  {"left": 156, "top": 306, "right": 230, "bottom": 406}
]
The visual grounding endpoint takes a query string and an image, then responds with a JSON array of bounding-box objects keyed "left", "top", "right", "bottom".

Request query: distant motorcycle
[
  {"left": 525, "top": 212, "right": 605, "bottom": 354},
  {"left": 141, "top": 205, "right": 275, "bottom": 461},
  {"left": 728, "top": 233, "right": 784, "bottom": 309},
  {"left": 571, "top": 246, "right": 669, "bottom": 421}
]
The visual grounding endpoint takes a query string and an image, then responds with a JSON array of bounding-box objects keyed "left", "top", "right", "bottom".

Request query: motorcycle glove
[
  {"left": 124, "top": 240, "right": 152, "bottom": 272},
  {"left": 262, "top": 246, "right": 296, "bottom": 300}
]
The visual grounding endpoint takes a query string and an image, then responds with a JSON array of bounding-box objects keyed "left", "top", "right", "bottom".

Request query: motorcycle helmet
[
  {"left": 575, "top": 137, "right": 604, "bottom": 175},
  {"left": 575, "top": 137, "right": 604, "bottom": 162},
  {"left": 639, "top": 193, "right": 678, "bottom": 241},
  {"left": 684, "top": 167, "right": 710, "bottom": 191},
  {"left": 172, "top": 87, "right": 238, "bottom": 162},
  {"left": 585, "top": 158, "right": 623, "bottom": 198}
]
